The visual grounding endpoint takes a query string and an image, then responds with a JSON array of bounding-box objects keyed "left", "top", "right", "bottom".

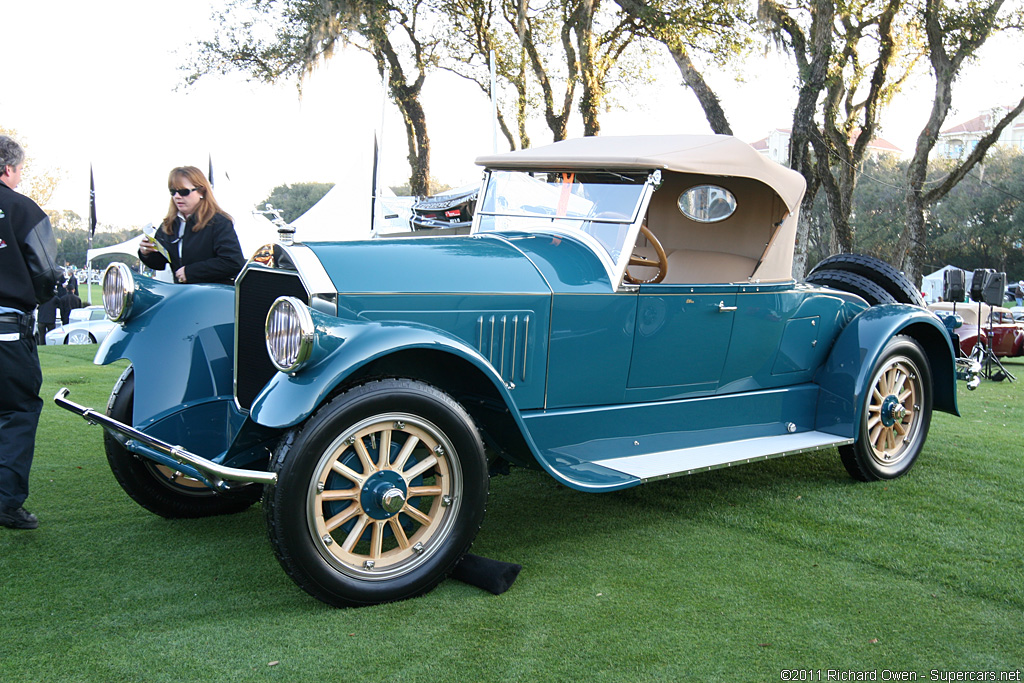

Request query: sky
[{"left": 3, "top": 0, "right": 1021, "bottom": 228}]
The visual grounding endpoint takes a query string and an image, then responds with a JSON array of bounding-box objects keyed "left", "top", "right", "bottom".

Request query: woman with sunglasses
[{"left": 138, "top": 166, "right": 245, "bottom": 285}]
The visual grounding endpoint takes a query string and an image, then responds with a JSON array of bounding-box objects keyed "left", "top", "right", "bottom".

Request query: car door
[
  {"left": 625, "top": 283, "right": 738, "bottom": 400},
  {"left": 988, "top": 311, "right": 1022, "bottom": 356}
]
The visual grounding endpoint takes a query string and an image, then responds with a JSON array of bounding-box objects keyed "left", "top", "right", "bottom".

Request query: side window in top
[{"left": 678, "top": 185, "right": 737, "bottom": 223}]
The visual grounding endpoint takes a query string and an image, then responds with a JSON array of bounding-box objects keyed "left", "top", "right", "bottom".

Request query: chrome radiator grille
[{"left": 234, "top": 268, "right": 309, "bottom": 411}]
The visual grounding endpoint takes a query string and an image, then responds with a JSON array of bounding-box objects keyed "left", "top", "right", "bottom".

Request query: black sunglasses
[{"left": 170, "top": 187, "right": 200, "bottom": 197}]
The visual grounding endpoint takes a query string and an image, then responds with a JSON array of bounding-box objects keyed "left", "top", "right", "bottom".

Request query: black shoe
[{"left": 0, "top": 506, "right": 39, "bottom": 529}]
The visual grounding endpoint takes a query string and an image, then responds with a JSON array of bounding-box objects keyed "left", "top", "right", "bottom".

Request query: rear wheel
[
  {"left": 264, "top": 378, "right": 489, "bottom": 607},
  {"left": 839, "top": 335, "right": 933, "bottom": 481},
  {"left": 104, "top": 366, "right": 262, "bottom": 518},
  {"left": 808, "top": 254, "right": 924, "bottom": 307}
]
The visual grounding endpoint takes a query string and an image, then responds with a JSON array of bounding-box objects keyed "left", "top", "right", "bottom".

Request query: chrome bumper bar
[{"left": 54, "top": 387, "right": 278, "bottom": 489}]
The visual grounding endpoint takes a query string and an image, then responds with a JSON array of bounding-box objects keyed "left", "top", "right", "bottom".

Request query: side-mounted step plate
[{"left": 593, "top": 431, "right": 852, "bottom": 482}]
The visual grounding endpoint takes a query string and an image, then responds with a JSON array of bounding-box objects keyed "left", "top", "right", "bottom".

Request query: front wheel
[
  {"left": 104, "top": 365, "right": 262, "bottom": 518},
  {"left": 264, "top": 379, "right": 489, "bottom": 607},
  {"left": 839, "top": 336, "right": 933, "bottom": 481},
  {"left": 66, "top": 329, "right": 95, "bottom": 345}
]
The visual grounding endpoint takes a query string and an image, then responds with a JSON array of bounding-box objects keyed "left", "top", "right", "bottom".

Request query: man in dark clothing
[
  {"left": 67, "top": 288, "right": 82, "bottom": 312},
  {"left": 56, "top": 282, "right": 82, "bottom": 325},
  {"left": 0, "top": 135, "right": 62, "bottom": 530},
  {"left": 57, "top": 283, "right": 72, "bottom": 326}
]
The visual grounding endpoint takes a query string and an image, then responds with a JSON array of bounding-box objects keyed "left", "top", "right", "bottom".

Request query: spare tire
[
  {"left": 805, "top": 269, "right": 898, "bottom": 306},
  {"left": 808, "top": 254, "right": 925, "bottom": 307}
]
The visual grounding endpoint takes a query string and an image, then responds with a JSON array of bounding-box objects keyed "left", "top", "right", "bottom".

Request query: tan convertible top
[{"left": 475, "top": 134, "right": 806, "bottom": 213}]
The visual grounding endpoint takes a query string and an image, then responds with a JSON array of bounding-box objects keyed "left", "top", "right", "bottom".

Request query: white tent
[
  {"left": 921, "top": 265, "right": 972, "bottom": 303},
  {"left": 288, "top": 140, "right": 415, "bottom": 242},
  {"left": 291, "top": 182, "right": 414, "bottom": 241},
  {"left": 233, "top": 211, "right": 280, "bottom": 258},
  {"left": 208, "top": 168, "right": 281, "bottom": 258},
  {"left": 290, "top": 181, "right": 374, "bottom": 242},
  {"left": 86, "top": 234, "right": 145, "bottom": 265}
]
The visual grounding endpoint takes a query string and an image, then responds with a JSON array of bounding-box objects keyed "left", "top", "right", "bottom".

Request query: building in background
[
  {"left": 750, "top": 128, "right": 902, "bottom": 165},
  {"left": 935, "top": 105, "right": 1024, "bottom": 160}
]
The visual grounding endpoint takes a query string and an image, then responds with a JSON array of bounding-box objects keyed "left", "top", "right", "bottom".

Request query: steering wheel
[{"left": 624, "top": 224, "right": 668, "bottom": 285}]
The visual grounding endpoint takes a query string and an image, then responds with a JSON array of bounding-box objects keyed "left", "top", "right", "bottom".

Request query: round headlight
[
  {"left": 102, "top": 262, "right": 135, "bottom": 322},
  {"left": 266, "top": 296, "right": 314, "bottom": 373}
]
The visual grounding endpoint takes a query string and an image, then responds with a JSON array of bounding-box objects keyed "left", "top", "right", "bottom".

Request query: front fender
[
  {"left": 815, "top": 304, "right": 959, "bottom": 438},
  {"left": 249, "top": 320, "right": 518, "bottom": 429},
  {"left": 94, "top": 272, "right": 237, "bottom": 427}
]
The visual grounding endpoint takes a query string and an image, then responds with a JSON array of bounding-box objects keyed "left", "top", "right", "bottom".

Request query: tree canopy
[
  {"left": 258, "top": 181, "right": 336, "bottom": 222},
  {"left": 187, "top": 0, "right": 438, "bottom": 194},
  {"left": 803, "top": 148, "right": 1024, "bottom": 280}
]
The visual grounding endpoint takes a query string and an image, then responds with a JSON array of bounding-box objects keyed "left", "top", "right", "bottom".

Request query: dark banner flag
[
  {"left": 208, "top": 153, "right": 214, "bottom": 189},
  {"left": 89, "top": 164, "right": 97, "bottom": 238}
]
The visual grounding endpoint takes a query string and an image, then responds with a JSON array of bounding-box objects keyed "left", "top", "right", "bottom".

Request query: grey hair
[{"left": 0, "top": 135, "right": 26, "bottom": 169}]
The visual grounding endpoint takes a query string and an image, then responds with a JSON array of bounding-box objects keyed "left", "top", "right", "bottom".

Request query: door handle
[{"left": 718, "top": 301, "right": 737, "bottom": 312}]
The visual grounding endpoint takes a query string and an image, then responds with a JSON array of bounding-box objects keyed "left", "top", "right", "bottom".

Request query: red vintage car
[{"left": 928, "top": 302, "right": 1024, "bottom": 358}]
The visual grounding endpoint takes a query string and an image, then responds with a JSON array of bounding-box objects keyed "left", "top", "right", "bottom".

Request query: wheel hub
[
  {"left": 880, "top": 395, "right": 905, "bottom": 427},
  {"left": 360, "top": 470, "right": 408, "bottom": 520}
]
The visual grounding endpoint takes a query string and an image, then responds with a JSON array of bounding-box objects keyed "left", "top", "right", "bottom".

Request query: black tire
[
  {"left": 839, "top": 335, "right": 933, "bottom": 481},
  {"left": 104, "top": 365, "right": 262, "bottom": 518},
  {"left": 809, "top": 254, "right": 925, "bottom": 307},
  {"left": 264, "top": 378, "right": 489, "bottom": 607},
  {"left": 805, "top": 269, "right": 898, "bottom": 306}
]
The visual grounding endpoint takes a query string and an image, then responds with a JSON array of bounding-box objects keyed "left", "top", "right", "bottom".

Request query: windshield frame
[{"left": 472, "top": 169, "right": 660, "bottom": 287}]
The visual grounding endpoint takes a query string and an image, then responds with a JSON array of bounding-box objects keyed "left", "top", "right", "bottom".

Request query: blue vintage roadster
[{"left": 57, "top": 135, "right": 960, "bottom": 607}]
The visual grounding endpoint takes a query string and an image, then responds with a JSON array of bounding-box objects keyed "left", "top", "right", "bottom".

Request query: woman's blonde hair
[{"left": 161, "top": 166, "right": 232, "bottom": 234}]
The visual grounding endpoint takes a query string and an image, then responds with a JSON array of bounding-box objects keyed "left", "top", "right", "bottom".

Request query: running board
[{"left": 592, "top": 431, "right": 853, "bottom": 482}]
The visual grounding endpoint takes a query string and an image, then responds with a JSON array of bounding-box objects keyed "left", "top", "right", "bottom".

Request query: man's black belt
[{"left": 0, "top": 311, "right": 34, "bottom": 337}]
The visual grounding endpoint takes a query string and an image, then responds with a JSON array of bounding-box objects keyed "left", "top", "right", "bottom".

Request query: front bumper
[{"left": 55, "top": 388, "right": 278, "bottom": 490}]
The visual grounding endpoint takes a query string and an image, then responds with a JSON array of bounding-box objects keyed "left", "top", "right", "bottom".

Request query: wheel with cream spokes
[
  {"left": 840, "top": 335, "right": 933, "bottom": 481},
  {"left": 265, "top": 379, "right": 488, "bottom": 607}
]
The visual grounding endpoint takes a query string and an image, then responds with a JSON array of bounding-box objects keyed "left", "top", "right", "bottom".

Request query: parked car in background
[
  {"left": 45, "top": 305, "right": 115, "bottom": 345},
  {"left": 409, "top": 184, "right": 478, "bottom": 231},
  {"left": 58, "top": 134, "right": 961, "bottom": 608},
  {"left": 76, "top": 269, "right": 103, "bottom": 285},
  {"left": 928, "top": 301, "right": 1024, "bottom": 358}
]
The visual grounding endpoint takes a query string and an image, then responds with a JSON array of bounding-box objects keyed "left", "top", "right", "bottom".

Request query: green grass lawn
[{"left": 2, "top": 347, "right": 1022, "bottom": 682}]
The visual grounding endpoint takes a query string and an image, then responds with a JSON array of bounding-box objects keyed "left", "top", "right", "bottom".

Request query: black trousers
[
  {"left": 37, "top": 322, "right": 55, "bottom": 345},
  {"left": 0, "top": 314, "right": 43, "bottom": 510}
]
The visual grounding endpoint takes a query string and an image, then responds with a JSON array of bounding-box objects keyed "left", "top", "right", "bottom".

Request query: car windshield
[{"left": 474, "top": 170, "right": 651, "bottom": 263}]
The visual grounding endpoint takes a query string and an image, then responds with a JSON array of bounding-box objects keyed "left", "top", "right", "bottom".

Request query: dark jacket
[
  {"left": 139, "top": 212, "right": 245, "bottom": 285},
  {"left": 0, "top": 182, "right": 62, "bottom": 312},
  {"left": 36, "top": 295, "right": 57, "bottom": 325},
  {"left": 57, "top": 291, "right": 82, "bottom": 325}
]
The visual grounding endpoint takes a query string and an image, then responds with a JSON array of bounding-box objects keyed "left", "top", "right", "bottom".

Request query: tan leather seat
[{"left": 629, "top": 246, "right": 756, "bottom": 284}]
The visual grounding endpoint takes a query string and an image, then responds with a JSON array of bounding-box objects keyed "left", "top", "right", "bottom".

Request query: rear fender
[
  {"left": 815, "top": 304, "right": 959, "bottom": 438},
  {"left": 249, "top": 318, "right": 519, "bottom": 429}
]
